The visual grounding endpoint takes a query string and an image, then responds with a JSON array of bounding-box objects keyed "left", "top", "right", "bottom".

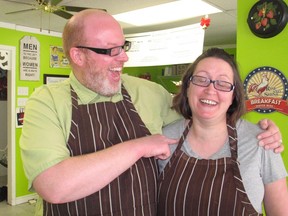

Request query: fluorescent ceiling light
[{"left": 113, "top": 0, "right": 222, "bottom": 26}]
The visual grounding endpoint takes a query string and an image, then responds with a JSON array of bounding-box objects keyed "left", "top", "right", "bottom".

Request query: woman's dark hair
[{"left": 172, "top": 48, "right": 246, "bottom": 125}]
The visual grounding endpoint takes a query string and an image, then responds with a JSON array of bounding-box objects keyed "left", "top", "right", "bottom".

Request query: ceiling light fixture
[{"left": 113, "top": 0, "right": 222, "bottom": 26}]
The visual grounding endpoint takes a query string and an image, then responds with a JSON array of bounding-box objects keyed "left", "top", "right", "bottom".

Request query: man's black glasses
[
  {"left": 76, "top": 41, "right": 131, "bottom": 57},
  {"left": 190, "top": 75, "right": 235, "bottom": 92}
]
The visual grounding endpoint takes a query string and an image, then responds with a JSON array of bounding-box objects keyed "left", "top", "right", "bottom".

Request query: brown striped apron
[
  {"left": 43, "top": 85, "right": 158, "bottom": 216},
  {"left": 158, "top": 120, "right": 262, "bottom": 216}
]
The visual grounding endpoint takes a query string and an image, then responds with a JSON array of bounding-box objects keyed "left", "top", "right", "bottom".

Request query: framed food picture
[
  {"left": 43, "top": 74, "right": 69, "bottom": 84},
  {"left": 50, "top": 46, "right": 70, "bottom": 68},
  {"left": 247, "top": 0, "right": 288, "bottom": 38}
]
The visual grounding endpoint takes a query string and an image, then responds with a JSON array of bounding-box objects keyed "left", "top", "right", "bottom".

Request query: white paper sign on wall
[
  {"left": 20, "top": 36, "right": 40, "bottom": 81},
  {"left": 125, "top": 23, "right": 205, "bottom": 67}
]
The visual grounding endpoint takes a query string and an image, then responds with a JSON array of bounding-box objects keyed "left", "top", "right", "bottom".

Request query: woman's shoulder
[
  {"left": 162, "top": 119, "right": 186, "bottom": 139},
  {"left": 236, "top": 119, "right": 264, "bottom": 154},
  {"left": 236, "top": 118, "right": 263, "bottom": 137}
]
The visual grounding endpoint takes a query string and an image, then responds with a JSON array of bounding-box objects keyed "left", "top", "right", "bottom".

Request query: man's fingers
[
  {"left": 263, "top": 139, "right": 283, "bottom": 150},
  {"left": 258, "top": 130, "right": 281, "bottom": 146},
  {"left": 258, "top": 118, "right": 269, "bottom": 130},
  {"left": 274, "top": 144, "right": 284, "bottom": 153}
]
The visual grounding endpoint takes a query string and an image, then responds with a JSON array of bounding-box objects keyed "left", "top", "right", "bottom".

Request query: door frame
[{"left": 0, "top": 45, "right": 16, "bottom": 205}]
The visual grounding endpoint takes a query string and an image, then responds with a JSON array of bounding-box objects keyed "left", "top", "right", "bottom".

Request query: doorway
[
  {"left": 0, "top": 45, "right": 16, "bottom": 205},
  {"left": 0, "top": 52, "right": 8, "bottom": 201}
]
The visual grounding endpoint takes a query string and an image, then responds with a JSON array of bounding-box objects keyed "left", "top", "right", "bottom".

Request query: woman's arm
[{"left": 263, "top": 178, "right": 288, "bottom": 215}]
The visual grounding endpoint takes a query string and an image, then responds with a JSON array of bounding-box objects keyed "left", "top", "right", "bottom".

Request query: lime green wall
[
  {"left": 237, "top": 0, "right": 288, "bottom": 175},
  {"left": 123, "top": 65, "right": 164, "bottom": 81},
  {"left": 0, "top": 27, "right": 70, "bottom": 197}
]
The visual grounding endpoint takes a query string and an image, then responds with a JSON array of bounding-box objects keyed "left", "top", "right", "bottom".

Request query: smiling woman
[{"left": 157, "top": 48, "right": 288, "bottom": 216}]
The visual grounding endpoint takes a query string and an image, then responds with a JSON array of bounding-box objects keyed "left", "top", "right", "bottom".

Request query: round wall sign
[
  {"left": 247, "top": 0, "right": 288, "bottom": 38},
  {"left": 243, "top": 66, "right": 288, "bottom": 114}
]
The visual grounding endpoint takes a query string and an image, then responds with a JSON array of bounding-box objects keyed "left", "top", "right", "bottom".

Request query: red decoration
[{"left": 200, "top": 15, "right": 211, "bottom": 29}]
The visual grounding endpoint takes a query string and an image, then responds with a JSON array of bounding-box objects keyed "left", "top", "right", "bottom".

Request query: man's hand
[
  {"left": 257, "top": 119, "right": 284, "bottom": 153},
  {"left": 138, "top": 134, "right": 178, "bottom": 160}
]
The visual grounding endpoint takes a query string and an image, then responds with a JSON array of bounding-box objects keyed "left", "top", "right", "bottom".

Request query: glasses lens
[
  {"left": 192, "top": 76, "right": 209, "bottom": 87},
  {"left": 109, "top": 41, "right": 131, "bottom": 56},
  {"left": 124, "top": 41, "right": 131, "bottom": 52},
  {"left": 110, "top": 47, "right": 121, "bottom": 56},
  {"left": 215, "top": 80, "right": 233, "bottom": 92},
  {"left": 191, "top": 76, "right": 234, "bottom": 92}
]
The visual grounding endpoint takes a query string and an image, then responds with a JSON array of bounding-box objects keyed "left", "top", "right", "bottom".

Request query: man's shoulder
[{"left": 29, "top": 79, "right": 70, "bottom": 104}]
